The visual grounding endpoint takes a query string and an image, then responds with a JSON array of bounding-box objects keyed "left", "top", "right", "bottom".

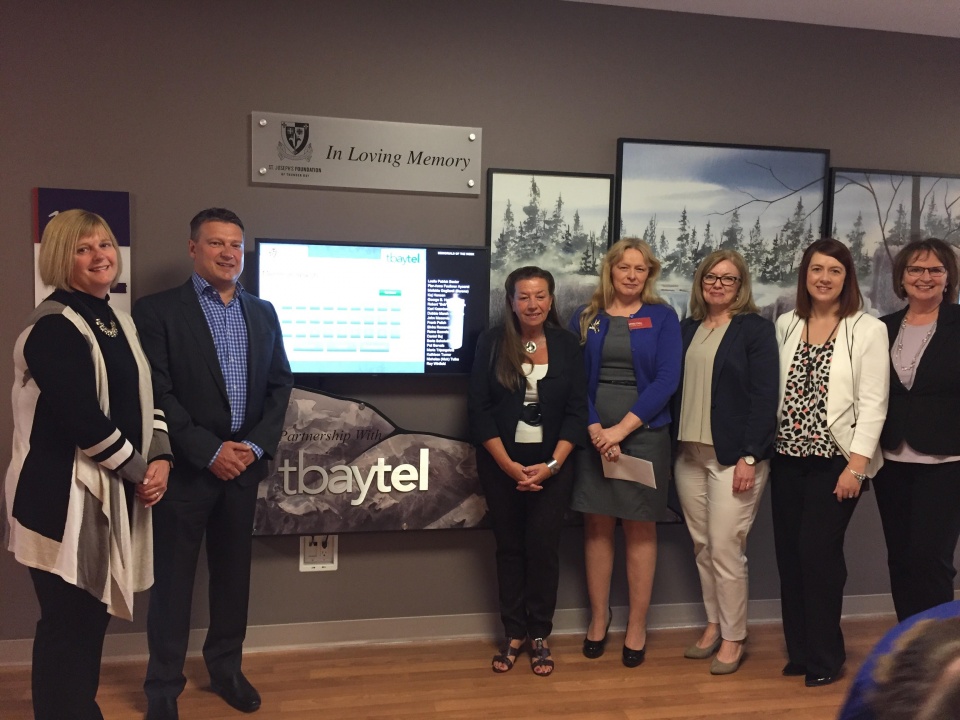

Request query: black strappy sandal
[
  {"left": 492, "top": 638, "right": 525, "bottom": 673},
  {"left": 530, "top": 638, "right": 555, "bottom": 677}
]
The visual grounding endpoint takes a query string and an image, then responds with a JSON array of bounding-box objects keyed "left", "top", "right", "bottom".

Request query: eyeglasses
[
  {"left": 905, "top": 265, "right": 947, "bottom": 278},
  {"left": 702, "top": 274, "right": 741, "bottom": 287}
]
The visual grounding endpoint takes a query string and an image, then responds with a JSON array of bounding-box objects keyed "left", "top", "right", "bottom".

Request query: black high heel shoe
[
  {"left": 622, "top": 644, "right": 646, "bottom": 668},
  {"left": 582, "top": 608, "right": 613, "bottom": 659}
]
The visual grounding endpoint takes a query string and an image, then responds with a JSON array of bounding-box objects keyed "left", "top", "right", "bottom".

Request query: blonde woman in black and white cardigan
[{"left": 4, "top": 210, "right": 171, "bottom": 720}]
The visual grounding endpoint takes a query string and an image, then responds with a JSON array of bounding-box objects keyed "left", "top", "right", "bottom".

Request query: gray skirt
[{"left": 571, "top": 381, "right": 672, "bottom": 522}]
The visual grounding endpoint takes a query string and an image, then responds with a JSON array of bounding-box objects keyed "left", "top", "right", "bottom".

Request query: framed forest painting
[
  {"left": 487, "top": 169, "right": 614, "bottom": 326},
  {"left": 617, "top": 139, "right": 829, "bottom": 319},
  {"left": 830, "top": 168, "right": 960, "bottom": 316}
]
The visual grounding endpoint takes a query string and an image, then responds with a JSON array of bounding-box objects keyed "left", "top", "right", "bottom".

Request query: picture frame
[
  {"left": 486, "top": 168, "right": 614, "bottom": 326},
  {"left": 829, "top": 167, "right": 960, "bottom": 316},
  {"left": 616, "top": 139, "right": 830, "bottom": 319}
]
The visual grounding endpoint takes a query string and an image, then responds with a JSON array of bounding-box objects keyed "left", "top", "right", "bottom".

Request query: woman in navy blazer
[
  {"left": 672, "top": 250, "right": 778, "bottom": 675},
  {"left": 874, "top": 238, "right": 960, "bottom": 622},
  {"left": 468, "top": 266, "right": 587, "bottom": 677}
]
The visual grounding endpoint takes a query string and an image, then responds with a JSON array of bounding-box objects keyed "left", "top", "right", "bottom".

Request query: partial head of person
[
  {"left": 188, "top": 207, "right": 245, "bottom": 298},
  {"left": 38, "top": 209, "right": 121, "bottom": 299},
  {"left": 689, "top": 249, "right": 758, "bottom": 320},
  {"left": 891, "top": 237, "right": 960, "bottom": 305},
  {"left": 872, "top": 616, "right": 960, "bottom": 720},
  {"left": 795, "top": 237, "right": 862, "bottom": 319}
]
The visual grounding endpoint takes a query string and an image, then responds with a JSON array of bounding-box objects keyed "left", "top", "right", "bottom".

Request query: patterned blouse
[{"left": 776, "top": 339, "right": 840, "bottom": 458}]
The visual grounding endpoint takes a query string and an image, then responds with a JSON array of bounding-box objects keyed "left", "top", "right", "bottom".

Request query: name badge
[{"left": 628, "top": 317, "right": 652, "bottom": 330}]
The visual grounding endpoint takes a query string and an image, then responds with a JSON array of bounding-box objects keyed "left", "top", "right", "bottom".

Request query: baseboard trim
[{"left": 0, "top": 593, "right": 901, "bottom": 667}]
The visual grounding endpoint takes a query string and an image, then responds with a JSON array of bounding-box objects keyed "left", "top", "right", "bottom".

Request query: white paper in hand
[{"left": 601, "top": 453, "right": 656, "bottom": 489}]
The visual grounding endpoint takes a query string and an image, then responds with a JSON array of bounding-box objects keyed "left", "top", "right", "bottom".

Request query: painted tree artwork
[
  {"left": 830, "top": 169, "right": 960, "bottom": 315},
  {"left": 487, "top": 170, "right": 613, "bottom": 325},
  {"left": 617, "top": 140, "right": 829, "bottom": 319}
]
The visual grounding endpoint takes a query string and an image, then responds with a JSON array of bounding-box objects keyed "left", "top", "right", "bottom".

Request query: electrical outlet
[{"left": 299, "top": 534, "right": 338, "bottom": 572}]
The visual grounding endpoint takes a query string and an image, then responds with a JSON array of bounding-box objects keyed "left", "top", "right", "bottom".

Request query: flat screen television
[{"left": 257, "top": 239, "right": 489, "bottom": 375}]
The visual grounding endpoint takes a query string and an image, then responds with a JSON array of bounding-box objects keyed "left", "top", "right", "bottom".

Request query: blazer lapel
[
  {"left": 711, "top": 315, "right": 742, "bottom": 388},
  {"left": 178, "top": 281, "right": 229, "bottom": 400},
  {"left": 240, "top": 294, "right": 262, "bottom": 391}
]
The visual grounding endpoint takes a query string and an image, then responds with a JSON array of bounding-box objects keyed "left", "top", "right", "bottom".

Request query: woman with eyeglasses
[
  {"left": 772, "top": 238, "right": 889, "bottom": 687},
  {"left": 873, "top": 238, "right": 960, "bottom": 622},
  {"left": 569, "top": 238, "right": 681, "bottom": 668},
  {"left": 468, "top": 266, "right": 587, "bottom": 677},
  {"left": 671, "top": 250, "right": 778, "bottom": 675}
]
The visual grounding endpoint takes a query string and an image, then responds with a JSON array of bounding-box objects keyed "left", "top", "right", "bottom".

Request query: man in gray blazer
[{"left": 134, "top": 208, "right": 293, "bottom": 719}]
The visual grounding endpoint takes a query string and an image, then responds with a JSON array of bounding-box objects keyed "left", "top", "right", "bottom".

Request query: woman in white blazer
[{"left": 771, "top": 238, "right": 889, "bottom": 688}]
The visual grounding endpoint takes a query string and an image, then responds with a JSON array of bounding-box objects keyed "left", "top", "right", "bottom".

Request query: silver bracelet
[{"left": 847, "top": 467, "right": 867, "bottom": 485}]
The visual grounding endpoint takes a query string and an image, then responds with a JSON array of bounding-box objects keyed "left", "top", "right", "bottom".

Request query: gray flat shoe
[
  {"left": 683, "top": 634, "right": 722, "bottom": 659},
  {"left": 710, "top": 649, "right": 745, "bottom": 675}
]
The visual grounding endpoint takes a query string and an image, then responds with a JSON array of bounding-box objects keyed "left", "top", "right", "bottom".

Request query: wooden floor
[{"left": 0, "top": 616, "right": 893, "bottom": 719}]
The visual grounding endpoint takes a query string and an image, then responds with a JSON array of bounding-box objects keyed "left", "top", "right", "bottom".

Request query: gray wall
[{"left": 2, "top": 0, "right": 959, "bottom": 644}]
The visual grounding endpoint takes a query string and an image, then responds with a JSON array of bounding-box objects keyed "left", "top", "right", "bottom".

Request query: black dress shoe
[
  {"left": 622, "top": 644, "right": 646, "bottom": 668},
  {"left": 582, "top": 608, "right": 613, "bottom": 659},
  {"left": 145, "top": 696, "right": 179, "bottom": 720},
  {"left": 805, "top": 670, "right": 841, "bottom": 687},
  {"left": 782, "top": 661, "right": 807, "bottom": 676},
  {"left": 211, "top": 672, "right": 261, "bottom": 713}
]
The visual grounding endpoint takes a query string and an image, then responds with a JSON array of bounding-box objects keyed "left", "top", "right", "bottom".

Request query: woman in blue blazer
[
  {"left": 672, "top": 250, "right": 778, "bottom": 675},
  {"left": 569, "top": 238, "right": 682, "bottom": 668}
]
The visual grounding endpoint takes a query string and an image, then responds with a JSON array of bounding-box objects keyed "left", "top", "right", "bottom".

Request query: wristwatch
[
  {"left": 545, "top": 458, "right": 560, "bottom": 475},
  {"left": 741, "top": 455, "right": 756, "bottom": 466}
]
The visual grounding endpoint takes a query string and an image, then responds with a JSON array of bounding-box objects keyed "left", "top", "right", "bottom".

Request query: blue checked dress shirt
[{"left": 192, "top": 273, "right": 263, "bottom": 465}]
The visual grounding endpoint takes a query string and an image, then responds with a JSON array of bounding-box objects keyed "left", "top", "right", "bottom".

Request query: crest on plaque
[{"left": 278, "top": 121, "right": 313, "bottom": 161}]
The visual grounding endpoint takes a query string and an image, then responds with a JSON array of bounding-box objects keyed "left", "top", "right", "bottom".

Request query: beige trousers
[{"left": 674, "top": 442, "right": 769, "bottom": 640}]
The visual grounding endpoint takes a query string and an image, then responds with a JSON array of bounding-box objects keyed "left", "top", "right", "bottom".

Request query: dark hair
[
  {"left": 891, "top": 237, "right": 960, "bottom": 303},
  {"left": 496, "top": 266, "right": 561, "bottom": 390},
  {"left": 795, "top": 237, "right": 862, "bottom": 319},
  {"left": 189, "top": 208, "right": 245, "bottom": 241},
  {"left": 871, "top": 617, "right": 960, "bottom": 720}
]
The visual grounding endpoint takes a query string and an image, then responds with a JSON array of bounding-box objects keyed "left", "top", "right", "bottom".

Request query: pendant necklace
[{"left": 524, "top": 336, "right": 544, "bottom": 354}]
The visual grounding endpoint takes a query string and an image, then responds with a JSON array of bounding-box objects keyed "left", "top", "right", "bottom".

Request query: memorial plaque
[{"left": 251, "top": 112, "right": 481, "bottom": 195}]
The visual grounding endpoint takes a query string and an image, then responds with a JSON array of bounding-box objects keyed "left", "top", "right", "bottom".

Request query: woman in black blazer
[
  {"left": 874, "top": 238, "right": 960, "bottom": 622},
  {"left": 672, "top": 250, "right": 778, "bottom": 674},
  {"left": 468, "top": 266, "right": 588, "bottom": 676}
]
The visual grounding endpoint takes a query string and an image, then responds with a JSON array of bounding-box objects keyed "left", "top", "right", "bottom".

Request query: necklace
[
  {"left": 894, "top": 316, "right": 937, "bottom": 373},
  {"left": 802, "top": 317, "right": 841, "bottom": 396},
  {"left": 523, "top": 335, "right": 544, "bottom": 354},
  {"left": 95, "top": 316, "right": 118, "bottom": 338}
]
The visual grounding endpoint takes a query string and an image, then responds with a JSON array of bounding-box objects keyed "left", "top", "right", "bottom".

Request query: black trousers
[
  {"left": 478, "top": 443, "right": 573, "bottom": 640},
  {"left": 770, "top": 453, "right": 858, "bottom": 677},
  {"left": 873, "top": 459, "right": 960, "bottom": 622},
  {"left": 29, "top": 568, "right": 111, "bottom": 720},
  {"left": 145, "top": 476, "right": 258, "bottom": 700}
]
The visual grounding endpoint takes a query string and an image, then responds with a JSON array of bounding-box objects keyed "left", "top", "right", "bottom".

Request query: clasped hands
[
  {"left": 590, "top": 423, "right": 624, "bottom": 462},
  {"left": 504, "top": 460, "right": 552, "bottom": 492},
  {"left": 210, "top": 441, "right": 256, "bottom": 481},
  {"left": 137, "top": 459, "right": 171, "bottom": 507}
]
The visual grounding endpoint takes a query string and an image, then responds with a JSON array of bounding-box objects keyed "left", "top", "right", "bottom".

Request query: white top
[{"left": 515, "top": 362, "right": 548, "bottom": 443}]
